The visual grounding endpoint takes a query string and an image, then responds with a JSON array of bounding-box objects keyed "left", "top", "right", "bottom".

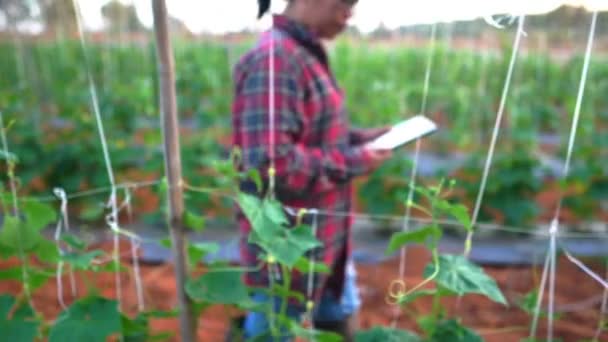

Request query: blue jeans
[{"left": 243, "top": 261, "right": 361, "bottom": 341}]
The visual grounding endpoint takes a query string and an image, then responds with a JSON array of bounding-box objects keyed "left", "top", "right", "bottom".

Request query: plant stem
[{"left": 280, "top": 264, "right": 292, "bottom": 333}]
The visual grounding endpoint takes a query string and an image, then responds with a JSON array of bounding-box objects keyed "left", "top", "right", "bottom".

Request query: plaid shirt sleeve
[{"left": 233, "top": 46, "right": 376, "bottom": 195}]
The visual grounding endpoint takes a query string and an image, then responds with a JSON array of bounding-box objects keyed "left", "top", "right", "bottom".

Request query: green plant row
[{"left": 1, "top": 39, "right": 608, "bottom": 227}]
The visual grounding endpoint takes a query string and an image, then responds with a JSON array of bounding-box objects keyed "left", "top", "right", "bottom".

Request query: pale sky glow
[{"left": 78, "top": 0, "right": 608, "bottom": 34}]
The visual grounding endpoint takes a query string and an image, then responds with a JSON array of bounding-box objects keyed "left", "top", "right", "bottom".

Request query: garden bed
[{"left": 0, "top": 241, "right": 605, "bottom": 342}]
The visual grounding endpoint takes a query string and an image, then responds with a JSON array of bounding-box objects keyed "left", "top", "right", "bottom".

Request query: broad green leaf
[
  {"left": 187, "top": 242, "right": 219, "bottom": 267},
  {"left": 263, "top": 199, "right": 288, "bottom": 226},
  {"left": 249, "top": 225, "right": 321, "bottom": 268},
  {"left": 186, "top": 269, "right": 249, "bottom": 304},
  {"left": 355, "top": 326, "right": 421, "bottom": 342},
  {"left": 0, "top": 267, "right": 50, "bottom": 291},
  {"left": 121, "top": 313, "right": 148, "bottom": 342},
  {"left": 61, "top": 250, "right": 104, "bottom": 270},
  {"left": 444, "top": 203, "right": 473, "bottom": 231},
  {"left": 49, "top": 296, "right": 121, "bottom": 342},
  {"left": 183, "top": 211, "right": 205, "bottom": 232},
  {"left": 0, "top": 295, "right": 39, "bottom": 342},
  {"left": 293, "top": 257, "right": 330, "bottom": 274},
  {"left": 429, "top": 319, "right": 483, "bottom": 342},
  {"left": 424, "top": 254, "right": 507, "bottom": 305},
  {"left": 288, "top": 319, "right": 343, "bottom": 342},
  {"left": 237, "top": 193, "right": 283, "bottom": 240},
  {"left": 0, "top": 216, "right": 41, "bottom": 253},
  {"left": 121, "top": 311, "right": 176, "bottom": 342},
  {"left": 21, "top": 201, "right": 56, "bottom": 231},
  {"left": 386, "top": 225, "right": 441, "bottom": 254},
  {"left": 35, "top": 239, "right": 60, "bottom": 264}
]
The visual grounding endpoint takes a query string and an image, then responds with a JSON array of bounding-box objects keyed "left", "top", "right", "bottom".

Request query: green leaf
[
  {"left": 397, "top": 289, "right": 436, "bottom": 305},
  {"left": 61, "top": 235, "right": 86, "bottom": 251},
  {"left": 183, "top": 211, "right": 206, "bottom": 232},
  {"left": 289, "top": 320, "right": 343, "bottom": 342},
  {"left": 429, "top": 319, "right": 483, "bottom": 342},
  {"left": 49, "top": 296, "right": 121, "bottom": 342},
  {"left": 35, "top": 239, "right": 60, "bottom": 263},
  {"left": 386, "top": 225, "right": 441, "bottom": 254},
  {"left": 293, "top": 257, "right": 330, "bottom": 274},
  {"left": 121, "top": 311, "right": 176, "bottom": 342},
  {"left": 21, "top": 201, "right": 56, "bottom": 231},
  {"left": 61, "top": 250, "right": 104, "bottom": 270},
  {"left": 0, "top": 267, "right": 50, "bottom": 291},
  {"left": 444, "top": 203, "right": 473, "bottom": 231},
  {"left": 237, "top": 193, "right": 283, "bottom": 240},
  {"left": 0, "top": 295, "right": 39, "bottom": 342},
  {"left": 186, "top": 269, "right": 250, "bottom": 304},
  {"left": 187, "top": 242, "right": 220, "bottom": 267},
  {"left": 250, "top": 225, "right": 321, "bottom": 268},
  {"left": 0, "top": 216, "right": 41, "bottom": 253},
  {"left": 355, "top": 326, "right": 421, "bottom": 342},
  {"left": 159, "top": 238, "right": 171, "bottom": 249},
  {"left": 424, "top": 255, "right": 507, "bottom": 305},
  {"left": 246, "top": 169, "right": 263, "bottom": 192}
]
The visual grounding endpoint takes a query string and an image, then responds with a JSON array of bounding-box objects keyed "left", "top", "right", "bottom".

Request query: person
[{"left": 230, "top": 0, "right": 393, "bottom": 340}]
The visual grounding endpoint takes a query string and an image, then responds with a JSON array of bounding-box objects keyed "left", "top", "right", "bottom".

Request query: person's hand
[
  {"left": 362, "top": 126, "right": 391, "bottom": 143},
  {"left": 365, "top": 147, "right": 393, "bottom": 169}
]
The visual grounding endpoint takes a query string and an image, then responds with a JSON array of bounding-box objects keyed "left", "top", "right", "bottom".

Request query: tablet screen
[{"left": 366, "top": 115, "right": 437, "bottom": 150}]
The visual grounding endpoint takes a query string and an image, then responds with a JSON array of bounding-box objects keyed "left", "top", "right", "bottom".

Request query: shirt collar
[{"left": 272, "top": 14, "right": 329, "bottom": 67}]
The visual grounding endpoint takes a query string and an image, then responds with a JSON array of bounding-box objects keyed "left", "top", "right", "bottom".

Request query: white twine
[
  {"left": 594, "top": 265, "right": 608, "bottom": 341},
  {"left": 547, "top": 11, "right": 597, "bottom": 340},
  {"left": 71, "top": 0, "right": 149, "bottom": 317},
  {"left": 268, "top": 27, "right": 277, "bottom": 197},
  {"left": 529, "top": 248, "right": 551, "bottom": 339},
  {"left": 130, "top": 236, "right": 145, "bottom": 311},
  {"left": 562, "top": 249, "right": 608, "bottom": 290},
  {"left": 122, "top": 186, "right": 145, "bottom": 311},
  {"left": 52, "top": 188, "right": 77, "bottom": 309},
  {"left": 468, "top": 15, "right": 526, "bottom": 248},
  {"left": 391, "top": 23, "right": 437, "bottom": 331}
]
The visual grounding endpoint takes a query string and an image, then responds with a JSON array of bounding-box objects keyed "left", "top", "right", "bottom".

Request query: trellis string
[
  {"left": 467, "top": 15, "right": 527, "bottom": 253},
  {"left": 390, "top": 23, "right": 437, "bottom": 331},
  {"left": 530, "top": 11, "right": 598, "bottom": 342}
]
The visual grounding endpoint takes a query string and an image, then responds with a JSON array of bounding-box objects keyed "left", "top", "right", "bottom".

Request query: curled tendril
[{"left": 385, "top": 279, "right": 407, "bottom": 305}]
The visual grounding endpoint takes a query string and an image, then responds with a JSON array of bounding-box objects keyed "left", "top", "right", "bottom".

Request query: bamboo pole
[{"left": 151, "top": 1, "right": 196, "bottom": 341}]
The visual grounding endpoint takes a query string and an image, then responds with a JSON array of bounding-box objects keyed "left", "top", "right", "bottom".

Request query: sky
[{"left": 77, "top": 0, "right": 608, "bottom": 34}]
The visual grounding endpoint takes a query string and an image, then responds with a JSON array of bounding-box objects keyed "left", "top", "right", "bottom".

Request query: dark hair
[{"left": 257, "top": 0, "right": 271, "bottom": 19}]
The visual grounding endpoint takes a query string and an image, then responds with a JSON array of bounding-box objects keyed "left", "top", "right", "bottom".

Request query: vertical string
[
  {"left": 53, "top": 188, "right": 77, "bottom": 307},
  {"left": 529, "top": 249, "right": 551, "bottom": 338},
  {"left": 466, "top": 16, "right": 526, "bottom": 253},
  {"left": 390, "top": 23, "right": 436, "bottom": 331},
  {"left": 124, "top": 186, "right": 145, "bottom": 311},
  {"left": 594, "top": 264, "right": 608, "bottom": 341},
  {"left": 267, "top": 27, "right": 277, "bottom": 198},
  {"left": 0, "top": 110, "right": 32, "bottom": 302},
  {"left": 71, "top": 0, "right": 124, "bottom": 315},
  {"left": 529, "top": 11, "right": 597, "bottom": 341}
]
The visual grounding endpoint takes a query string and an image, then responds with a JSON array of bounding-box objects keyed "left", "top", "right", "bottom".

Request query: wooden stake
[{"left": 151, "top": 1, "right": 196, "bottom": 341}]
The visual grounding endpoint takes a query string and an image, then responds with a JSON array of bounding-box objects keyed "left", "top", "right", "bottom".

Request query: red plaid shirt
[{"left": 231, "top": 15, "right": 377, "bottom": 303}]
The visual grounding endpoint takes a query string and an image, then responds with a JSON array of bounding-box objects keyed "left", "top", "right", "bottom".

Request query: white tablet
[{"left": 366, "top": 115, "right": 438, "bottom": 150}]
